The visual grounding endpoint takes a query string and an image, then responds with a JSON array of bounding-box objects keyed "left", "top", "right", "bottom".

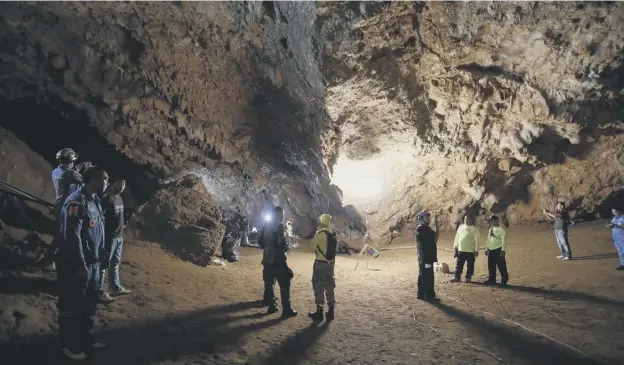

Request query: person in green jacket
[
  {"left": 484, "top": 216, "right": 509, "bottom": 286},
  {"left": 451, "top": 215, "right": 480, "bottom": 283}
]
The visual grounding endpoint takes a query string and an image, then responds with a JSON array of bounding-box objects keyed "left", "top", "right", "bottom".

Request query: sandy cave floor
[{"left": 1, "top": 221, "right": 624, "bottom": 365}]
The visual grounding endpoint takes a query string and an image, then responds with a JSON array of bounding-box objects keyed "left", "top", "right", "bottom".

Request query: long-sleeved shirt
[
  {"left": 258, "top": 222, "right": 288, "bottom": 265},
  {"left": 58, "top": 187, "right": 105, "bottom": 266},
  {"left": 453, "top": 224, "right": 480, "bottom": 253},
  {"left": 612, "top": 216, "right": 624, "bottom": 241},
  {"left": 416, "top": 224, "right": 437, "bottom": 264},
  {"left": 311, "top": 227, "right": 335, "bottom": 263},
  {"left": 486, "top": 226, "right": 506, "bottom": 251}
]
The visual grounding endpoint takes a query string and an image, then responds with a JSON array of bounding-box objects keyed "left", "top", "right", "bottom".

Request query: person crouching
[
  {"left": 415, "top": 210, "right": 440, "bottom": 302},
  {"left": 308, "top": 214, "right": 337, "bottom": 322}
]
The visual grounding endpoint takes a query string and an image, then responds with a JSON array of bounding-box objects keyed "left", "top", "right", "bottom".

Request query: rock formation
[
  {"left": 317, "top": 2, "right": 624, "bottom": 241},
  {"left": 1, "top": 2, "right": 623, "bottom": 245},
  {"left": 131, "top": 175, "right": 225, "bottom": 266}
]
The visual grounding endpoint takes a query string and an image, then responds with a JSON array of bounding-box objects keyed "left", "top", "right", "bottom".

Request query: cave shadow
[
  {"left": 0, "top": 199, "right": 58, "bottom": 236},
  {"left": 434, "top": 303, "right": 606, "bottom": 365},
  {"left": 0, "top": 96, "right": 159, "bottom": 206},
  {"left": 256, "top": 322, "right": 330, "bottom": 365},
  {"left": 0, "top": 271, "right": 57, "bottom": 297},
  {"left": 0, "top": 300, "right": 289, "bottom": 365}
]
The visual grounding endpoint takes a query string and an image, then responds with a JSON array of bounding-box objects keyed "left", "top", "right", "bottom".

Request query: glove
[
  {"left": 454, "top": 248, "right": 458, "bottom": 258},
  {"left": 485, "top": 249, "right": 489, "bottom": 256},
  {"left": 500, "top": 251, "right": 506, "bottom": 258},
  {"left": 474, "top": 251, "right": 479, "bottom": 258}
]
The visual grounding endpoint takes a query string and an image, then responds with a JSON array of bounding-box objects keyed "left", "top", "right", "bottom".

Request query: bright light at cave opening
[
  {"left": 331, "top": 157, "right": 384, "bottom": 202},
  {"left": 263, "top": 213, "right": 272, "bottom": 223}
]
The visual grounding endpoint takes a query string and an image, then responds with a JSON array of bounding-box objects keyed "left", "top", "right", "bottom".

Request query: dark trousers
[
  {"left": 56, "top": 259, "right": 100, "bottom": 352},
  {"left": 262, "top": 262, "right": 293, "bottom": 310},
  {"left": 417, "top": 262, "right": 435, "bottom": 298},
  {"left": 487, "top": 248, "right": 509, "bottom": 283},
  {"left": 454, "top": 252, "right": 475, "bottom": 280}
]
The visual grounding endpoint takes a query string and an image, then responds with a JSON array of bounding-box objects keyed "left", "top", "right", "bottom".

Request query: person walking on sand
[
  {"left": 543, "top": 202, "right": 573, "bottom": 260},
  {"left": 606, "top": 207, "right": 624, "bottom": 271}
]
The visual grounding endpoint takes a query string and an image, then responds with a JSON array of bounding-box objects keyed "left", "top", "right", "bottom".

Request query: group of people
[
  {"left": 258, "top": 206, "right": 337, "bottom": 322},
  {"left": 43, "top": 148, "right": 624, "bottom": 361},
  {"left": 414, "top": 201, "right": 624, "bottom": 302},
  {"left": 413, "top": 210, "right": 509, "bottom": 302},
  {"left": 543, "top": 201, "right": 624, "bottom": 270},
  {"left": 50, "top": 148, "right": 131, "bottom": 361}
]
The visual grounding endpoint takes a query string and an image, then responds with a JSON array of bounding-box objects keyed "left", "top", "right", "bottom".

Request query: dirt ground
[{"left": 1, "top": 221, "right": 623, "bottom": 365}]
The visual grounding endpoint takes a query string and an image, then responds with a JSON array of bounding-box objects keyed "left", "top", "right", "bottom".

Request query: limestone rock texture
[
  {"left": 1, "top": 1, "right": 623, "bottom": 245},
  {"left": 131, "top": 175, "right": 225, "bottom": 266},
  {"left": 0, "top": 1, "right": 338, "bottom": 238},
  {"left": 317, "top": 2, "right": 624, "bottom": 241}
]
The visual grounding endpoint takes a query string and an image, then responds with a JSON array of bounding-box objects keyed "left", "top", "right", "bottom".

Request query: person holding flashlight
[{"left": 258, "top": 206, "right": 297, "bottom": 318}]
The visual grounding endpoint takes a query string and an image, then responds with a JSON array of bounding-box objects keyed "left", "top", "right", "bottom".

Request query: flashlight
[{"left": 263, "top": 213, "right": 272, "bottom": 223}]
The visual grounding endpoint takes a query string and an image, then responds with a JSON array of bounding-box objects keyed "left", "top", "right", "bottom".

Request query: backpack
[{"left": 320, "top": 230, "right": 338, "bottom": 261}]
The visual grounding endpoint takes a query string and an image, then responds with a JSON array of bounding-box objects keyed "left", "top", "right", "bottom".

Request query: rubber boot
[
  {"left": 308, "top": 305, "right": 323, "bottom": 322},
  {"left": 281, "top": 307, "right": 298, "bottom": 318},
  {"left": 325, "top": 306, "right": 334, "bottom": 321}
]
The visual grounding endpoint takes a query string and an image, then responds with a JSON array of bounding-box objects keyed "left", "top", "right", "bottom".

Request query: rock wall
[
  {"left": 317, "top": 2, "right": 624, "bottom": 241},
  {"left": 1, "top": 1, "right": 623, "bottom": 245},
  {"left": 0, "top": 1, "right": 343, "bottom": 237}
]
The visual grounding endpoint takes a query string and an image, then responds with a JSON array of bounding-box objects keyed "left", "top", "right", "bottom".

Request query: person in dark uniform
[
  {"left": 55, "top": 167, "right": 108, "bottom": 361},
  {"left": 258, "top": 206, "right": 297, "bottom": 317},
  {"left": 415, "top": 210, "right": 440, "bottom": 302},
  {"left": 98, "top": 180, "right": 131, "bottom": 300}
]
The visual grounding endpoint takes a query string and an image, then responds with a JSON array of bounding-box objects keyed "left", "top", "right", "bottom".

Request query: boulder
[{"left": 132, "top": 175, "right": 225, "bottom": 266}]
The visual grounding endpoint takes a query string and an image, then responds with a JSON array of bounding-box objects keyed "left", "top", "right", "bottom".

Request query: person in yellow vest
[
  {"left": 451, "top": 214, "right": 480, "bottom": 283},
  {"left": 308, "top": 213, "right": 337, "bottom": 322},
  {"left": 484, "top": 216, "right": 509, "bottom": 286}
]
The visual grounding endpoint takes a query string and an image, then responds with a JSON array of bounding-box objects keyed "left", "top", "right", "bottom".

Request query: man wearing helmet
[
  {"left": 415, "top": 210, "right": 440, "bottom": 302},
  {"left": 308, "top": 213, "right": 337, "bottom": 322},
  {"left": 45, "top": 149, "right": 86, "bottom": 272}
]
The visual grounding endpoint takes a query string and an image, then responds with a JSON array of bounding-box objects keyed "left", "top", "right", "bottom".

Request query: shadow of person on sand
[
  {"left": 468, "top": 282, "right": 624, "bottom": 307},
  {"left": 255, "top": 321, "right": 331, "bottom": 365},
  {"left": 434, "top": 303, "right": 610, "bottom": 365},
  {"left": 572, "top": 253, "right": 619, "bottom": 261},
  {"left": 0, "top": 300, "right": 292, "bottom": 365}
]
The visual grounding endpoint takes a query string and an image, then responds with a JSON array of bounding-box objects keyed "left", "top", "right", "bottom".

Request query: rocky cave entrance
[{"left": 0, "top": 95, "right": 159, "bottom": 207}]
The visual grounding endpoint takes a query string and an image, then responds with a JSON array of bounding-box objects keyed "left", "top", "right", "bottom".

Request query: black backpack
[{"left": 321, "top": 231, "right": 338, "bottom": 261}]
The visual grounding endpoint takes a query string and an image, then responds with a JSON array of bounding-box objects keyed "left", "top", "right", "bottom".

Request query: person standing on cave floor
[
  {"left": 542, "top": 202, "right": 573, "bottom": 260},
  {"left": 56, "top": 167, "right": 108, "bottom": 361},
  {"left": 97, "top": 179, "right": 132, "bottom": 302},
  {"left": 258, "top": 206, "right": 298, "bottom": 318},
  {"left": 484, "top": 215, "right": 509, "bottom": 286},
  {"left": 606, "top": 207, "right": 624, "bottom": 271},
  {"left": 415, "top": 210, "right": 440, "bottom": 303},
  {"left": 451, "top": 214, "right": 480, "bottom": 283},
  {"left": 44, "top": 148, "right": 88, "bottom": 272},
  {"left": 308, "top": 213, "right": 337, "bottom": 322}
]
